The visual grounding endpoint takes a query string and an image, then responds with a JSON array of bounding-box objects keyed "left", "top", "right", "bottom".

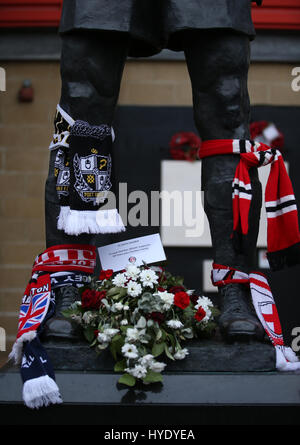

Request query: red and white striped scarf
[
  {"left": 199, "top": 139, "right": 300, "bottom": 271},
  {"left": 212, "top": 263, "right": 300, "bottom": 371}
]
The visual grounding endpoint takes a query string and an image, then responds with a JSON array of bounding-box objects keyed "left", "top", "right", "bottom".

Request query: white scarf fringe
[
  {"left": 8, "top": 331, "right": 37, "bottom": 365},
  {"left": 23, "top": 375, "right": 62, "bottom": 409},
  {"left": 58, "top": 207, "right": 125, "bottom": 235}
]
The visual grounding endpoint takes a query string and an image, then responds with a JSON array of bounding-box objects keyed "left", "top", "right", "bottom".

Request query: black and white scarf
[
  {"left": 50, "top": 104, "right": 125, "bottom": 235},
  {"left": 9, "top": 244, "right": 96, "bottom": 409}
]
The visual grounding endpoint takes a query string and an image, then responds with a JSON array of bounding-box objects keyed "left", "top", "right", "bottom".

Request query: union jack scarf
[
  {"left": 9, "top": 244, "right": 96, "bottom": 409},
  {"left": 199, "top": 139, "right": 300, "bottom": 271},
  {"left": 212, "top": 263, "right": 300, "bottom": 371}
]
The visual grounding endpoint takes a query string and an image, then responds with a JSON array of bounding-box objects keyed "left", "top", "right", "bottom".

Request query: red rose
[
  {"left": 174, "top": 291, "right": 190, "bottom": 310},
  {"left": 146, "top": 312, "right": 165, "bottom": 325},
  {"left": 157, "top": 286, "right": 166, "bottom": 292},
  {"left": 169, "top": 285, "right": 185, "bottom": 295},
  {"left": 81, "top": 289, "right": 106, "bottom": 310},
  {"left": 99, "top": 269, "right": 114, "bottom": 280},
  {"left": 195, "top": 306, "right": 206, "bottom": 322}
]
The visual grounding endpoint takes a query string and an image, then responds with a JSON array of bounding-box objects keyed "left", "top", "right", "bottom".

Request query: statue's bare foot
[
  {"left": 42, "top": 286, "right": 83, "bottom": 342},
  {"left": 218, "top": 283, "right": 265, "bottom": 342}
]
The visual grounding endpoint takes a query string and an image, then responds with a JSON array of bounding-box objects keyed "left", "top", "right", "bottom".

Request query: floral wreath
[
  {"left": 250, "top": 120, "right": 284, "bottom": 150},
  {"left": 169, "top": 132, "right": 201, "bottom": 162},
  {"left": 64, "top": 264, "right": 219, "bottom": 386}
]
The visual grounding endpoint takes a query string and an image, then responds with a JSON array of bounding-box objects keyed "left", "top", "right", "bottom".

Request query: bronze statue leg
[
  {"left": 43, "top": 31, "right": 129, "bottom": 341},
  {"left": 45, "top": 31, "right": 129, "bottom": 248},
  {"left": 184, "top": 30, "right": 264, "bottom": 341}
]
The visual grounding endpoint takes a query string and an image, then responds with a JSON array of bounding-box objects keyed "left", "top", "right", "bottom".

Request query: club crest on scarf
[
  {"left": 73, "top": 150, "right": 112, "bottom": 205},
  {"left": 17, "top": 274, "right": 51, "bottom": 339},
  {"left": 54, "top": 148, "right": 70, "bottom": 199}
]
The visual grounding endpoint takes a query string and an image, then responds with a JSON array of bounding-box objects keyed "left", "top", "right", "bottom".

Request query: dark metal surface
[{"left": 59, "top": 0, "right": 256, "bottom": 57}]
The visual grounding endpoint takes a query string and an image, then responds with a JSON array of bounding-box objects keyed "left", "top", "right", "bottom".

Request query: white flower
[
  {"left": 127, "top": 281, "right": 142, "bottom": 298},
  {"left": 155, "top": 290, "right": 174, "bottom": 310},
  {"left": 123, "top": 305, "right": 129, "bottom": 311},
  {"left": 112, "top": 273, "right": 127, "bottom": 287},
  {"left": 139, "top": 354, "right": 155, "bottom": 367},
  {"left": 149, "top": 361, "right": 167, "bottom": 373},
  {"left": 121, "top": 319, "right": 128, "bottom": 326},
  {"left": 97, "top": 333, "right": 110, "bottom": 343},
  {"left": 122, "top": 343, "right": 139, "bottom": 359},
  {"left": 113, "top": 302, "right": 124, "bottom": 311},
  {"left": 125, "top": 264, "right": 140, "bottom": 280},
  {"left": 174, "top": 348, "right": 189, "bottom": 360},
  {"left": 125, "top": 364, "right": 147, "bottom": 379},
  {"left": 126, "top": 327, "right": 140, "bottom": 342},
  {"left": 82, "top": 311, "right": 95, "bottom": 324},
  {"left": 103, "top": 328, "right": 119, "bottom": 338},
  {"left": 139, "top": 269, "right": 158, "bottom": 288},
  {"left": 70, "top": 314, "right": 82, "bottom": 324},
  {"left": 195, "top": 296, "right": 213, "bottom": 311},
  {"left": 167, "top": 319, "right": 184, "bottom": 329}
]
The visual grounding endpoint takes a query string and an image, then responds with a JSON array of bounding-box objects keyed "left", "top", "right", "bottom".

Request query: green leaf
[
  {"left": 114, "top": 359, "right": 127, "bottom": 372},
  {"left": 118, "top": 373, "right": 136, "bottom": 387},
  {"left": 152, "top": 342, "right": 165, "bottom": 357},
  {"left": 164, "top": 343, "right": 175, "bottom": 361},
  {"left": 106, "top": 287, "right": 123, "bottom": 297},
  {"left": 143, "top": 370, "right": 163, "bottom": 384},
  {"left": 83, "top": 326, "right": 95, "bottom": 343}
]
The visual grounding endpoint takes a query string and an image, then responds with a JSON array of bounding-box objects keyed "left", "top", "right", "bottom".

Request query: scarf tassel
[{"left": 23, "top": 375, "right": 62, "bottom": 409}]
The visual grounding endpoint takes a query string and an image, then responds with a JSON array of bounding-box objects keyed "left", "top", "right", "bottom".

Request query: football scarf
[
  {"left": 50, "top": 104, "right": 125, "bottom": 235},
  {"left": 212, "top": 263, "right": 300, "bottom": 371},
  {"left": 199, "top": 139, "right": 300, "bottom": 271},
  {"left": 9, "top": 244, "right": 96, "bottom": 409}
]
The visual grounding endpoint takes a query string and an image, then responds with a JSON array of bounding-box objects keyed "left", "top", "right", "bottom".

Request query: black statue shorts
[{"left": 59, "top": 0, "right": 256, "bottom": 57}]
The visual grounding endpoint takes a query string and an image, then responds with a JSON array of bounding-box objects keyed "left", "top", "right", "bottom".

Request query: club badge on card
[{"left": 98, "top": 234, "right": 166, "bottom": 271}]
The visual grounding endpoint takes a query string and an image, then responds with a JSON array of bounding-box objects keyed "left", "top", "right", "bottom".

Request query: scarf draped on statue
[
  {"left": 199, "top": 139, "right": 300, "bottom": 271},
  {"left": 9, "top": 244, "right": 96, "bottom": 409},
  {"left": 212, "top": 263, "right": 300, "bottom": 371},
  {"left": 49, "top": 104, "right": 125, "bottom": 235}
]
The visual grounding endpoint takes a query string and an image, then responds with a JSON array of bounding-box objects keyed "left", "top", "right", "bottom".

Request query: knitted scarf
[
  {"left": 9, "top": 244, "right": 96, "bottom": 409},
  {"left": 212, "top": 263, "right": 300, "bottom": 371},
  {"left": 199, "top": 139, "right": 300, "bottom": 271},
  {"left": 50, "top": 104, "right": 125, "bottom": 235}
]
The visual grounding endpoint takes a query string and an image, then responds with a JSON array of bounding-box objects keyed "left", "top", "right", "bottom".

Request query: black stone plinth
[
  {"left": 43, "top": 337, "right": 276, "bottom": 372},
  {"left": 1, "top": 365, "right": 300, "bottom": 425}
]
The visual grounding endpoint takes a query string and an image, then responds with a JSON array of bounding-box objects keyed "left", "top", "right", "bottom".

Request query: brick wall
[{"left": 0, "top": 59, "right": 299, "bottom": 365}]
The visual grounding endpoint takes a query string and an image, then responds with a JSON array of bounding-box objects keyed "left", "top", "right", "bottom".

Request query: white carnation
[
  {"left": 174, "top": 348, "right": 189, "bottom": 360},
  {"left": 114, "top": 302, "right": 124, "bottom": 311},
  {"left": 112, "top": 273, "right": 127, "bottom": 287},
  {"left": 122, "top": 343, "right": 139, "bottom": 359},
  {"left": 125, "top": 264, "right": 140, "bottom": 280},
  {"left": 139, "top": 269, "right": 158, "bottom": 288},
  {"left": 121, "top": 319, "right": 128, "bottom": 326},
  {"left": 195, "top": 296, "right": 213, "bottom": 311},
  {"left": 97, "top": 333, "right": 110, "bottom": 344},
  {"left": 123, "top": 305, "right": 130, "bottom": 311},
  {"left": 103, "top": 328, "right": 119, "bottom": 338},
  {"left": 155, "top": 290, "right": 174, "bottom": 310},
  {"left": 125, "top": 327, "right": 140, "bottom": 342},
  {"left": 125, "top": 364, "right": 147, "bottom": 379},
  {"left": 139, "top": 354, "right": 155, "bottom": 367},
  {"left": 127, "top": 281, "right": 142, "bottom": 297},
  {"left": 149, "top": 361, "right": 167, "bottom": 373},
  {"left": 167, "top": 319, "right": 184, "bottom": 329}
]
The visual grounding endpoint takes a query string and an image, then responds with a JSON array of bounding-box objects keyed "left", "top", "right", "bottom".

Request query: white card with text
[{"left": 98, "top": 234, "right": 166, "bottom": 271}]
